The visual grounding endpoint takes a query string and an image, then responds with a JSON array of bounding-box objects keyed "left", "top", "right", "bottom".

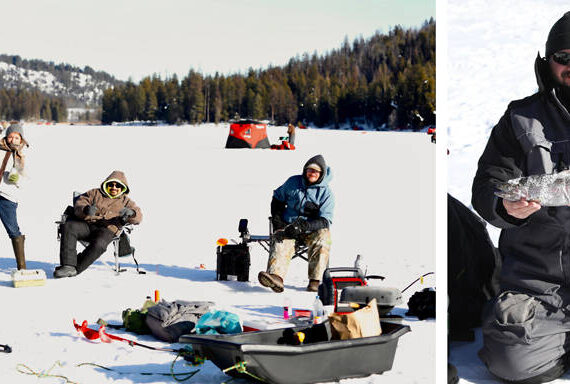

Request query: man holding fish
[{"left": 472, "top": 12, "right": 570, "bottom": 384}]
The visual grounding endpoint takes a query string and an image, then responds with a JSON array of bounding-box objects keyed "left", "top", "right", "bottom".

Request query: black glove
[
  {"left": 119, "top": 207, "right": 135, "bottom": 224},
  {"left": 282, "top": 218, "right": 308, "bottom": 239},
  {"left": 303, "top": 201, "right": 320, "bottom": 219},
  {"left": 84, "top": 205, "right": 97, "bottom": 216}
]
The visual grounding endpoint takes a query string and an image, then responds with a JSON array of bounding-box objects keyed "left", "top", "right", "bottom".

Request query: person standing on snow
[
  {"left": 472, "top": 12, "right": 570, "bottom": 383},
  {"left": 258, "top": 154, "right": 334, "bottom": 293},
  {"left": 54, "top": 170, "right": 142, "bottom": 278},
  {"left": 287, "top": 123, "right": 296, "bottom": 145},
  {"left": 0, "top": 123, "right": 29, "bottom": 270}
]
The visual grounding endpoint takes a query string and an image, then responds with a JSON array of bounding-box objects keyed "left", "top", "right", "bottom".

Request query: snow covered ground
[
  {"left": 447, "top": 0, "right": 570, "bottom": 383},
  {"left": 0, "top": 122, "right": 434, "bottom": 383}
]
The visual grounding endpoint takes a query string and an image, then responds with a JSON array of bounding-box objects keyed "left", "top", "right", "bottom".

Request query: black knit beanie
[{"left": 546, "top": 12, "right": 570, "bottom": 57}]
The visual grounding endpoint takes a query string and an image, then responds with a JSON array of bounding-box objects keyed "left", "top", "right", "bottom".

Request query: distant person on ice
[
  {"left": 54, "top": 170, "right": 142, "bottom": 278},
  {"left": 0, "top": 123, "right": 29, "bottom": 270},
  {"left": 472, "top": 12, "right": 570, "bottom": 384},
  {"left": 258, "top": 154, "right": 334, "bottom": 293},
  {"left": 287, "top": 123, "right": 296, "bottom": 145}
]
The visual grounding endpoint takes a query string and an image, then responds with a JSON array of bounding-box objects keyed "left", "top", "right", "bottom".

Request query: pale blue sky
[{"left": 0, "top": 0, "right": 434, "bottom": 81}]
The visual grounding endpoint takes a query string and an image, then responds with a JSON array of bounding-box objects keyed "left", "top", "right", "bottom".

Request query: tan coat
[
  {"left": 0, "top": 136, "right": 29, "bottom": 171},
  {"left": 74, "top": 170, "right": 142, "bottom": 235}
]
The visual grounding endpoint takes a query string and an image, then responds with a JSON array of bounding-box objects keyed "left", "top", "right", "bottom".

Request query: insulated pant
[
  {"left": 479, "top": 291, "right": 570, "bottom": 383},
  {"left": 267, "top": 228, "right": 331, "bottom": 280},
  {"left": 59, "top": 219, "right": 115, "bottom": 274}
]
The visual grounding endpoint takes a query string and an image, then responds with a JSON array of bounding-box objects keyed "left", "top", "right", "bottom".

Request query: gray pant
[{"left": 479, "top": 291, "right": 570, "bottom": 382}]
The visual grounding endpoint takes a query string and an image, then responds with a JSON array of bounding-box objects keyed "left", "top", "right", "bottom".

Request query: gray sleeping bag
[{"left": 145, "top": 300, "right": 215, "bottom": 342}]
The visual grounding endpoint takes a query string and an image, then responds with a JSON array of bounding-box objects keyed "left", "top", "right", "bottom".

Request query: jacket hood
[
  {"left": 303, "top": 154, "right": 327, "bottom": 185},
  {"left": 302, "top": 155, "right": 332, "bottom": 187},
  {"left": 535, "top": 53, "right": 554, "bottom": 92},
  {"left": 100, "top": 170, "right": 130, "bottom": 198}
]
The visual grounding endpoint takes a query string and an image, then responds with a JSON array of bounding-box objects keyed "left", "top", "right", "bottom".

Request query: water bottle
[
  {"left": 283, "top": 297, "right": 292, "bottom": 320},
  {"left": 354, "top": 254, "right": 367, "bottom": 277},
  {"left": 312, "top": 295, "right": 325, "bottom": 324}
]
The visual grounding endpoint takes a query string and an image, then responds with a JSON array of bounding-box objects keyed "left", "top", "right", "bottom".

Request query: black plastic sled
[{"left": 180, "top": 320, "right": 410, "bottom": 383}]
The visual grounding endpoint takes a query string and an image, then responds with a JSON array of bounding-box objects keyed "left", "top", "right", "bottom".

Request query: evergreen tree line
[
  {"left": 0, "top": 54, "right": 120, "bottom": 85},
  {"left": 0, "top": 88, "right": 67, "bottom": 122},
  {"left": 102, "top": 19, "right": 435, "bottom": 129}
]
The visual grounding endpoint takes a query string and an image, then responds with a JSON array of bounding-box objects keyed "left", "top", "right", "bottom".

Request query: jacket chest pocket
[
  {"left": 525, "top": 144, "right": 553, "bottom": 175},
  {"left": 549, "top": 141, "right": 570, "bottom": 172}
]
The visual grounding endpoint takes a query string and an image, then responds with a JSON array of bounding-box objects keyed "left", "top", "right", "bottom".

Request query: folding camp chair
[
  {"left": 55, "top": 192, "right": 144, "bottom": 275},
  {"left": 238, "top": 218, "right": 309, "bottom": 262}
]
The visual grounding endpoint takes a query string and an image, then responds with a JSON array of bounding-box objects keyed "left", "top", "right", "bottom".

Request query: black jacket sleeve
[
  {"left": 271, "top": 197, "right": 287, "bottom": 230},
  {"left": 472, "top": 110, "right": 528, "bottom": 229}
]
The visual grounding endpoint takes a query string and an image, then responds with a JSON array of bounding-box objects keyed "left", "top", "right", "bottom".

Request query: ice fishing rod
[
  {"left": 401, "top": 272, "right": 435, "bottom": 294},
  {"left": 73, "top": 319, "right": 181, "bottom": 353},
  {"left": 73, "top": 319, "right": 205, "bottom": 364}
]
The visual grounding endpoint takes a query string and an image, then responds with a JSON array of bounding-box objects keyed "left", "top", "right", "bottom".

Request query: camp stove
[
  {"left": 318, "top": 267, "right": 402, "bottom": 316},
  {"left": 318, "top": 267, "right": 371, "bottom": 310}
]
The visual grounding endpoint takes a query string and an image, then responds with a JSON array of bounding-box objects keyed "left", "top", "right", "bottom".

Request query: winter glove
[
  {"left": 303, "top": 201, "right": 320, "bottom": 219},
  {"left": 304, "top": 217, "right": 329, "bottom": 232},
  {"left": 84, "top": 204, "right": 98, "bottom": 216},
  {"left": 119, "top": 207, "right": 135, "bottom": 224},
  {"left": 7, "top": 172, "right": 19, "bottom": 183},
  {"left": 281, "top": 218, "right": 308, "bottom": 239}
]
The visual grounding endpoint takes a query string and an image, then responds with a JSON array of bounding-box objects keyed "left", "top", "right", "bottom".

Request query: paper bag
[{"left": 329, "top": 298, "right": 382, "bottom": 340}]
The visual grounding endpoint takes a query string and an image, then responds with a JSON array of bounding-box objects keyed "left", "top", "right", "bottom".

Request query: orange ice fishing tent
[{"left": 225, "top": 119, "right": 270, "bottom": 149}]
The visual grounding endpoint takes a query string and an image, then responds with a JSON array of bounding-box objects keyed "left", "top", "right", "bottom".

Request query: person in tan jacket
[{"left": 54, "top": 170, "right": 142, "bottom": 278}]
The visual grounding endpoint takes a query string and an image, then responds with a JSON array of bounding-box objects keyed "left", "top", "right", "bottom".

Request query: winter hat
[
  {"left": 305, "top": 163, "right": 322, "bottom": 172},
  {"left": 5, "top": 123, "right": 24, "bottom": 139},
  {"left": 546, "top": 12, "right": 570, "bottom": 57}
]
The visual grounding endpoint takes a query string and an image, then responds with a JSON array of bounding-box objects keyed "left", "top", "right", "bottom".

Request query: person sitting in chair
[
  {"left": 258, "top": 154, "right": 334, "bottom": 293},
  {"left": 54, "top": 170, "right": 142, "bottom": 278}
]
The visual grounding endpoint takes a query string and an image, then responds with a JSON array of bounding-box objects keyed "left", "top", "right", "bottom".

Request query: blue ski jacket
[{"left": 273, "top": 166, "right": 334, "bottom": 225}]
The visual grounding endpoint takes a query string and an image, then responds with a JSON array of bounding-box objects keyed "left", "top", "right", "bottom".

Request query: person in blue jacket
[{"left": 258, "top": 154, "right": 334, "bottom": 293}]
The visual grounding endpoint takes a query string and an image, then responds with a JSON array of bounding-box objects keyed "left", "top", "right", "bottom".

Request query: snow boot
[
  {"left": 258, "top": 271, "right": 284, "bottom": 293},
  {"left": 307, "top": 279, "right": 320, "bottom": 292},
  {"left": 11, "top": 235, "right": 26, "bottom": 270},
  {"left": 54, "top": 265, "right": 77, "bottom": 278}
]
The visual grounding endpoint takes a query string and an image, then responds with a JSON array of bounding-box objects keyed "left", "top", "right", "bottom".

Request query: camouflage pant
[{"left": 266, "top": 228, "right": 331, "bottom": 280}]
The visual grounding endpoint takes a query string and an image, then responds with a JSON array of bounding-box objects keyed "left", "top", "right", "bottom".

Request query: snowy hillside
[
  {"left": 0, "top": 61, "right": 112, "bottom": 105},
  {"left": 447, "top": 0, "right": 570, "bottom": 383},
  {"left": 0, "top": 123, "right": 435, "bottom": 383}
]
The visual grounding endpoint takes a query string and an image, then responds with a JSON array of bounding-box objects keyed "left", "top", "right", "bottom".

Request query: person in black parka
[{"left": 472, "top": 12, "right": 570, "bottom": 383}]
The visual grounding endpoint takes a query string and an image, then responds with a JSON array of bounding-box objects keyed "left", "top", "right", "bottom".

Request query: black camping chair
[
  {"left": 55, "top": 192, "right": 144, "bottom": 275},
  {"left": 237, "top": 218, "right": 309, "bottom": 262}
]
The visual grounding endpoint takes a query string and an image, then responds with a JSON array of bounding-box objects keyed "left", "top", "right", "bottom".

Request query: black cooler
[{"left": 216, "top": 243, "right": 250, "bottom": 282}]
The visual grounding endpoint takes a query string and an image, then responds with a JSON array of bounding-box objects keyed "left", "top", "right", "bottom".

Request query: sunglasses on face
[
  {"left": 552, "top": 51, "right": 570, "bottom": 66},
  {"left": 107, "top": 182, "right": 123, "bottom": 189}
]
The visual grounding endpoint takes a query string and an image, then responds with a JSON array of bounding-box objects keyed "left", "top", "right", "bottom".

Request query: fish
[{"left": 494, "top": 170, "right": 570, "bottom": 206}]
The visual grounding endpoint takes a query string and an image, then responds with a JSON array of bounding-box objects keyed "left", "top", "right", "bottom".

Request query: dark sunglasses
[
  {"left": 107, "top": 182, "right": 123, "bottom": 189},
  {"left": 552, "top": 51, "right": 570, "bottom": 66}
]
